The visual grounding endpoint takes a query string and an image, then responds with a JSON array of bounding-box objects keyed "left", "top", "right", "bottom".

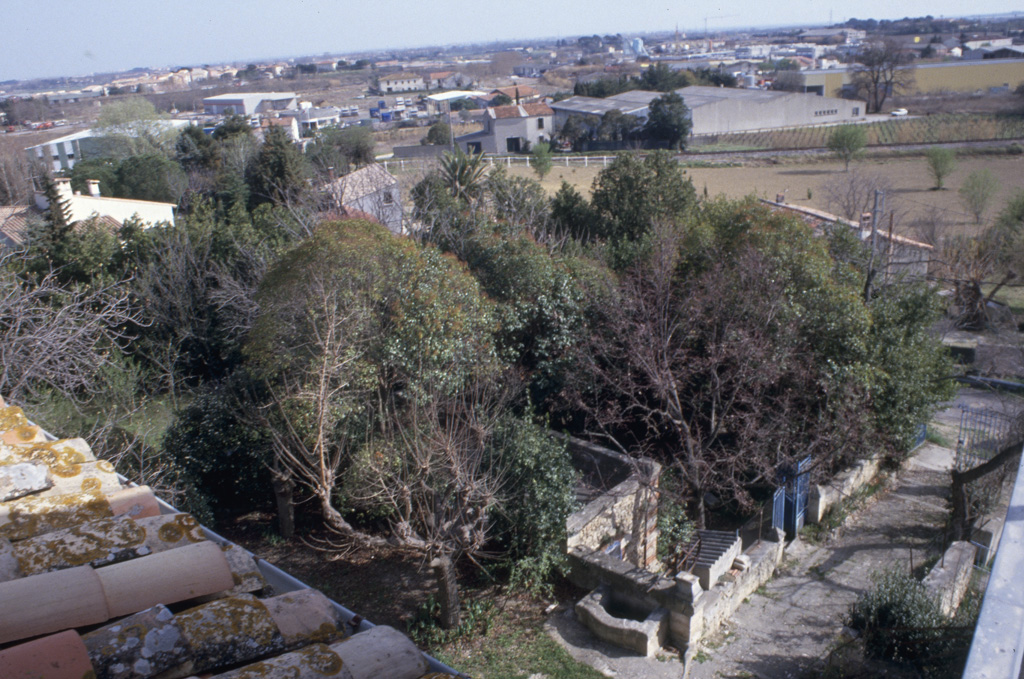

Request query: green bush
[
  {"left": 657, "top": 468, "right": 696, "bottom": 566},
  {"left": 161, "top": 377, "right": 274, "bottom": 520},
  {"left": 847, "top": 569, "right": 950, "bottom": 667},
  {"left": 487, "top": 417, "right": 577, "bottom": 593}
]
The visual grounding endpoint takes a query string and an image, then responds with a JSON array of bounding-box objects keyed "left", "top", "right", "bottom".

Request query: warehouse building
[
  {"left": 800, "top": 58, "right": 1024, "bottom": 98},
  {"left": 679, "top": 86, "right": 865, "bottom": 135},
  {"left": 552, "top": 86, "right": 865, "bottom": 138}
]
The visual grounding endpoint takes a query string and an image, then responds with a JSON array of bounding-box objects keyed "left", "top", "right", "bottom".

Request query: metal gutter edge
[{"left": 962, "top": 444, "right": 1024, "bottom": 679}]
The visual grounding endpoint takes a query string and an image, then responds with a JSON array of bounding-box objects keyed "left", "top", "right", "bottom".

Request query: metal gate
[
  {"left": 771, "top": 455, "right": 811, "bottom": 538},
  {"left": 957, "top": 406, "right": 1013, "bottom": 468},
  {"left": 771, "top": 486, "right": 785, "bottom": 535}
]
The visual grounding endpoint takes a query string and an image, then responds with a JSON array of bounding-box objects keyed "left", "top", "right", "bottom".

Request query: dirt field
[{"left": 507, "top": 152, "right": 1024, "bottom": 238}]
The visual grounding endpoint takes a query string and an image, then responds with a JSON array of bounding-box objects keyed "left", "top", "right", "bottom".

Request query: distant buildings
[
  {"left": 457, "top": 103, "right": 553, "bottom": 154},
  {"left": 799, "top": 58, "right": 1024, "bottom": 98},
  {"left": 201, "top": 92, "right": 298, "bottom": 116}
]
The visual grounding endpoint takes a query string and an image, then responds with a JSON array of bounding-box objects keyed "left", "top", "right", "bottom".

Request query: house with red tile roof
[
  {"left": 488, "top": 85, "right": 540, "bottom": 104},
  {"left": 456, "top": 103, "right": 553, "bottom": 155}
]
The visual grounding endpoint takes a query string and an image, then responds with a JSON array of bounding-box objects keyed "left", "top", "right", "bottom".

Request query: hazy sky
[{"left": 2, "top": 1, "right": 1022, "bottom": 82}]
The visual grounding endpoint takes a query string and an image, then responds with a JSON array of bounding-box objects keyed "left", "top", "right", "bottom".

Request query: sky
[{"left": 2, "top": 0, "right": 1022, "bottom": 82}]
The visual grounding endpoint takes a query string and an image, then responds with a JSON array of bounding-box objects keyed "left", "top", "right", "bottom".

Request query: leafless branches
[
  {"left": 0, "top": 252, "right": 139, "bottom": 405},
  {"left": 566, "top": 229, "right": 861, "bottom": 525}
]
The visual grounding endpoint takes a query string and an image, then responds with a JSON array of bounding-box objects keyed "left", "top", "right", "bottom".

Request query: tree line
[{"left": 0, "top": 103, "right": 958, "bottom": 625}]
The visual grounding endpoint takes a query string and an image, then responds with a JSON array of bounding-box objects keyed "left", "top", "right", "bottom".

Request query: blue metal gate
[
  {"left": 771, "top": 486, "right": 785, "bottom": 535},
  {"left": 772, "top": 456, "right": 811, "bottom": 538}
]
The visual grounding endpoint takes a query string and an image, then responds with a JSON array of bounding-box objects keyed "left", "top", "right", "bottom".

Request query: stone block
[{"left": 923, "top": 541, "right": 977, "bottom": 616}]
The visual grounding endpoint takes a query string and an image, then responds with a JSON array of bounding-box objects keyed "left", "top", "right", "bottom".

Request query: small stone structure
[
  {"left": 561, "top": 436, "right": 785, "bottom": 660},
  {"left": 691, "top": 530, "right": 743, "bottom": 591},
  {"left": 923, "top": 541, "right": 978, "bottom": 616},
  {"left": 575, "top": 584, "right": 669, "bottom": 656}
]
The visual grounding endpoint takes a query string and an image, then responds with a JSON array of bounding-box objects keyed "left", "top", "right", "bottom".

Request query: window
[
  {"left": 537, "top": 117, "right": 545, "bottom": 130},
  {"left": 853, "top": 107, "right": 860, "bottom": 116},
  {"left": 383, "top": 190, "right": 394, "bottom": 205}
]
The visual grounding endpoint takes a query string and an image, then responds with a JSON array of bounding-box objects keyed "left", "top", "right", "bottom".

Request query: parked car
[{"left": 891, "top": 108, "right": 908, "bottom": 117}]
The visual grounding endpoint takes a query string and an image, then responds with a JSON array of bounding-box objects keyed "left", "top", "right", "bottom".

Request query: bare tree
[
  {"left": 0, "top": 252, "right": 139, "bottom": 405},
  {"left": 852, "top": 39, "right": 916, "bottom": 113},
  {"left": 346, "top": 377, "right": 517, "bottom": 627},
  {"left": 566, "top": 227, "right": 863, "bottom": 526},
  {"left": 824, "top": 169, "right": 893, "bottom": 221}
]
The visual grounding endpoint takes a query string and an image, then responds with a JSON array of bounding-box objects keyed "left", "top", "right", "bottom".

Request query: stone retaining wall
[
  {"left": 563, "top": 437, "right": 660, "bottom": 569},
  {"left": 806, "top": 453, "right": 883, "bottom": 525},
  {"left": 569, "top": 529, "right": 784, "bottom": 654},
  {"left": 923, "top": 541, "right": 977, "bottom": 616}
]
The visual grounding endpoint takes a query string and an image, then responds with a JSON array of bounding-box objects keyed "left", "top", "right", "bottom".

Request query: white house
[
  {"left": 35, "top": 177, "right": 175, "bottom": 228},
  {"left": 323, "top": 164, "right": 403, "bottom": 234},
  {"left": 456, "top": 103, "right": 554, "bottom": 154},
  {"left": 378, "top": 73, "right": 425, "bottom": 93}
]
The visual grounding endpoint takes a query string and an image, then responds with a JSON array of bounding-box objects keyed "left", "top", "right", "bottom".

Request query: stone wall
[
  {"left": 806, "top": 453, "right": 883, "bottom": 525},
  {"left": 923, "top": 541, "right": 977, "bottom": 617},
  {"left": 562, "top": 436, "right": 660, "bottom": 569},
  {"left": 569, "top": 529, "right": 784, "bottom": 654}
]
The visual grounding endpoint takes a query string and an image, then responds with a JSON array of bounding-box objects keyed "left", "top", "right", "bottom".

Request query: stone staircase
[{"left": 691, "top": 530, "right": 742, "bottom": 590}]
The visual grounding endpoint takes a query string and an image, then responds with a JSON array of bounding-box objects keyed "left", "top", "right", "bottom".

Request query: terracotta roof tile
[
  {"left": 0, "top": 206, "right": 41, "bottom": 247},
  {"left": 0, "top": 399, "right": 463, "bottom": 678}
]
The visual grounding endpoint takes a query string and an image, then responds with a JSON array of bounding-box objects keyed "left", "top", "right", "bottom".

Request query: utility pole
[{"left": 863, "top": 189, "right": 885, "bottom": 303}]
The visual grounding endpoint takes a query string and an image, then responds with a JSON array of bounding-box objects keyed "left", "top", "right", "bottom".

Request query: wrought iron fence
[{"left": 956, "top": 406, "right": 1014, "bottom": 469}]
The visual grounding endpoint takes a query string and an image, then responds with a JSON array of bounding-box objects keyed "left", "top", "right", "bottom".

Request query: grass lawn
[
  {"left": 985, "top": 284, "right": 1024, "bottom": 317},
  {"left": 429, "top": 595, "right": 605, "bottom": 679}
]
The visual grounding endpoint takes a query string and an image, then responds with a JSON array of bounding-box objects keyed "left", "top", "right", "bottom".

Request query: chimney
[
  {"left": 87, "top": 179, "right": 101, "bottom": 197},
  {"left": 54, "top": 177, "right": 73, "bottom": 203}
]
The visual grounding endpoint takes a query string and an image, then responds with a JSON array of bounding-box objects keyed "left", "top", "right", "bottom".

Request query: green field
[{"left": 691, "top": 114, "right": 1024, "bottom": 153}]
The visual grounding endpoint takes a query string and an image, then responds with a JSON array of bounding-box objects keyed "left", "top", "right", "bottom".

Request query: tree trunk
[
  {"left": 271, "top": 467, "right": 296, "bottom": 539},
  {"left": 430, "top": 555, "right": 461, "bottom": 629},
  {"left": 950, "top": 438, "right": 1023, "bottom": 541}
]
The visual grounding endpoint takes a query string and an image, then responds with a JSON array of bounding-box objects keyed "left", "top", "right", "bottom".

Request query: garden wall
[
  {"left": 922, "top": 541, "right": 977, "bottom": 617},
  {"left": 806, "top": 453, "right": 883, "bottom": 525}
]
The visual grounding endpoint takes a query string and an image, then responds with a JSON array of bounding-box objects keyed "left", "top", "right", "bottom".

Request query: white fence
[{"left": 380, "top": 154, "right": 621, "bottom": 174}]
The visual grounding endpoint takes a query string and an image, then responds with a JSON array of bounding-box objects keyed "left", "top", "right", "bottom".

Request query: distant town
[{"left": 1, "top": 10, "right": 1024, "bottom": 679}]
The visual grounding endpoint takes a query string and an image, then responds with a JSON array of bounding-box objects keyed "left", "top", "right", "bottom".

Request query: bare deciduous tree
[
  {"left": 824, "top": 169, "right": 893, "bottom": 221},
  {"left": 0, "top": 252, "right": 139, "bottom": 405},
  {"left": 567, "top": 227, "right": 864, "bottom": 526},
  {"left": 852, "top": 39, "right": 916, "bottom": 113}
]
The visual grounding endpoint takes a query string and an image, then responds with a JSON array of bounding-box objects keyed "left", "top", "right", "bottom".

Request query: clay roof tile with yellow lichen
[{"left": 0, "top": 396, "right": 463, "bottom": 679}]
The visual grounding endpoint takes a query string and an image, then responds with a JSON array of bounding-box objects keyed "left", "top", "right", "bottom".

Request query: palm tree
[{"left": 439, "top": 147, "right": 488, "bottom": 204}]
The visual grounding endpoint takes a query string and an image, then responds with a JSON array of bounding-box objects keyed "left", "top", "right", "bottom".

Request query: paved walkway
[
  {"left": 547, "top": 388, "right": 1021, "bottom": 679},
  {"left": 689, "top": 442, "right": 954, "bottom": 679}
]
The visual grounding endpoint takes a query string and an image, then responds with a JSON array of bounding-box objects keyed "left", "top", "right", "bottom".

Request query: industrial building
[
  {"left": 201, "top": 92, "right": 298, "bottom": 116},
  {"left": 800, "top": 58, "right": 1024, "bottom": 98},
  {"left": 24, "top": 120, "right": 192, "bottom": 172},
  {"left": 679, "top": 86, "right": 865, "bottom": 135},
  {"left": 551, "top": 87, "right": 865, "bottom": 139}
]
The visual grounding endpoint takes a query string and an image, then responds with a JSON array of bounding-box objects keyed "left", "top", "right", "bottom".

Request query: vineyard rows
[{"left": 690, "top": 114, "right": 1024, "bottom": 153}]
